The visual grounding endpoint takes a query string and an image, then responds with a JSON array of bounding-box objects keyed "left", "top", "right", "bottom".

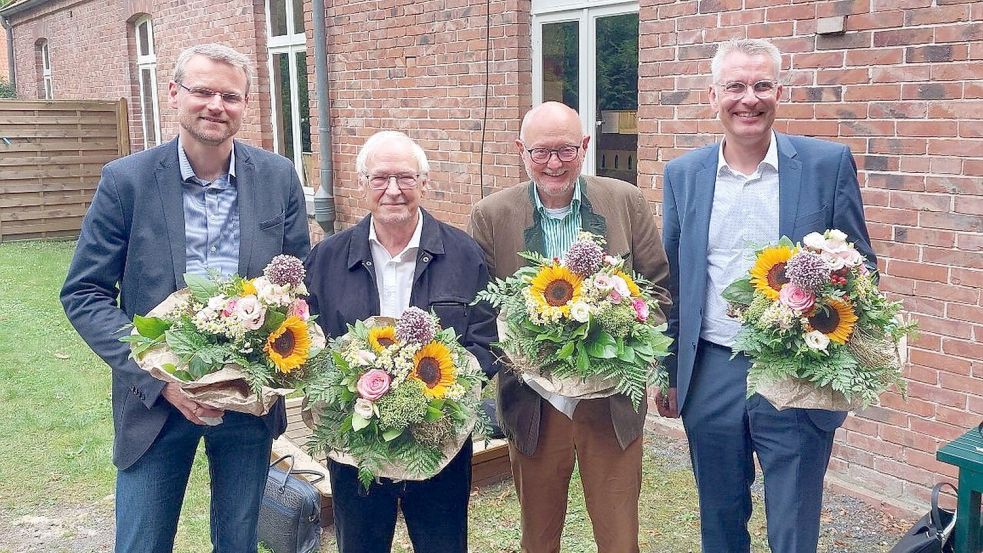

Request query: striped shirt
[
  {"left": 533, "top": 176, "right": 583, "bottom": 259},
  {"left": 178, "top": 137, "right": 240, "bottom": 278},
  {"left": 529, "top": 177, "right": 584, "bottom": 418}
]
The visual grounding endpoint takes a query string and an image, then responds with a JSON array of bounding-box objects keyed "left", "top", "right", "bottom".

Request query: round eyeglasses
[
  {"left": 716, "top": 80, "right": 779, "bottom": 100},
  {"left": 524, "top": 145, "right": 580, "bottom": 165},
  {"left": 365, "top": 173, "right": 421, "bottom": 190}
]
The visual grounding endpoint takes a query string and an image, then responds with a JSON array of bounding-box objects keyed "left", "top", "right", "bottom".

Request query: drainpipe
[
  {"left": 1, "top": 14, "right": 14, "bottom": 91},
  {"left": 311, "top": 0, "right": 335, "bottom": 235}
]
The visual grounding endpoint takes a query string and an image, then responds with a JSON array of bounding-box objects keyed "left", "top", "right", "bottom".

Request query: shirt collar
[
  {"left": 178, "top": 135, "right": 237, "bottom": 184},
  {"left": 368, "top": 208, "right": 424, "bottom": 256},
  {"left": 717, "top": 131, "right": 779, "bottom": 177},
  {"left": 533, "top": 176, "right": 582, "bottom": 216}
]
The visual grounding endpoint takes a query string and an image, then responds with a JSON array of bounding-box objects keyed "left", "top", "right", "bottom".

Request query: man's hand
[
  {"left": 161, "top": 382, "right": 225, "bottom": 425},
  {"left": 655, "top": 387, "right": 679, "bottom": 418}
]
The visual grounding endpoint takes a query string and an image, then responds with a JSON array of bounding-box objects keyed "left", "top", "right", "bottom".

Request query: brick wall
[
  {"left": 4, "top": 0, "right": 274, "bottom": 152},
  {"left": 0, "top": 25, "right": 9, "bottom": 81},
  {"left": 309, "top": 0, "right": 530, "bottom": 230},
  {"left": 638, "top": 0, "right": 982, "bottom": 509}
]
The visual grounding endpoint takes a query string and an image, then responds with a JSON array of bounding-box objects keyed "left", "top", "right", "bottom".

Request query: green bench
[{"left": 936, "top": 427, "right": 983, "bottom": 553}]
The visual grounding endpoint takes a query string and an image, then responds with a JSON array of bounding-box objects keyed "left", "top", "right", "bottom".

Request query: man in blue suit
[
  {"left": 61, "top": 44, "right": 310, "bottom": 552},
  {"left": 659, "top": 38, "right": 875, "bottom": 553}
]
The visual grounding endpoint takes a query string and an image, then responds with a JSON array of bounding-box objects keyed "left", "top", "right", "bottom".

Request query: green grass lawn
[{"left": 0, "top": 240, "right": 896, "bottom": 553}]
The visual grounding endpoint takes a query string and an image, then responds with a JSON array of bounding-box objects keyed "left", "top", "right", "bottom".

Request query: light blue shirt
[
  {"left": 178, "top": 137, "right": 240, "bottom": 277},
  {"left": 701, "top": 132, "right": 780, "bottom": 346}
]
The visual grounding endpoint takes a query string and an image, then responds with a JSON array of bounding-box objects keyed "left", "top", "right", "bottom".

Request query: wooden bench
[
  {"left": 936, "top": 427, "right": 983, "bottom": 553},
  {"left": 271, "top": 397, "right": 511, "bottom": 526}
]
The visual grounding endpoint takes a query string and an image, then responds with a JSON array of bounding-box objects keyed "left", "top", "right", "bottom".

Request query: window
[
  {"left": 134, "top": 16, "right": 162, "bottom": 148},
  {"left": 37, "top": 40, "right": 52, "bottom": 99},
  {"left": 266, "top": 0, "right": 311, "bottom": 188},
  {"left": 532, "top": 2, "right": 640, "bottom": 185}
]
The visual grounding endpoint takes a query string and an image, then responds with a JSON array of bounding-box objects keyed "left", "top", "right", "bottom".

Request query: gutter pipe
[{"left": 311, "top": 0, "right": 335, "bottom": 235}]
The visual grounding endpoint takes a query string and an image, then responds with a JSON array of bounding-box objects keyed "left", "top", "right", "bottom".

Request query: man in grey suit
[
  {"left": 659, "top": 39, "right": 875, "bottom": 553},
  {"left": 61, "top": 44, "right": 310, "bottom": 552}
]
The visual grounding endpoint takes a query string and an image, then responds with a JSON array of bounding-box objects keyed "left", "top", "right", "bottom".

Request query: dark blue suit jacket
[
  {"left": 662, "top": 133, "right": 875, "bottom": 431},
  {"left": 303, "top": 210, "right": 499, "bottom": 380},
  {"left": 61, "top": 137, "right": 311, "bottom": 469}
]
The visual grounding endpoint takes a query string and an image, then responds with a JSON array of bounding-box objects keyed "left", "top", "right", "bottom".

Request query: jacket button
[
  {"left": 422, "top": 256, "right": 430, "bottom": 263},
  {"left": 364, "top": 261, "right": 373, "bottom": 267}
]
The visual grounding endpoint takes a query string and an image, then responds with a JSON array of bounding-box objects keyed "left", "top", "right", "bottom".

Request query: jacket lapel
[
  {"left": 777, "top": 133, "right": 802, "bottom": 239},
  {"left": 236, "top": 142, "right": 257, "bottom": 276},
  {"left": 690, "top": 145, "right": 718, "bottom": 278},
  {"left": 156, "top": 139, "right": 187, "bottom": 288}
]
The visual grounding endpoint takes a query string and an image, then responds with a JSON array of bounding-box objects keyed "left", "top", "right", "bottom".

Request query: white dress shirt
[
  {"left": 368, "top": 209, "right": 424, "bottom": 318},
  {"left": 701, "top": 132, "right": 781, "bottom": 347}
]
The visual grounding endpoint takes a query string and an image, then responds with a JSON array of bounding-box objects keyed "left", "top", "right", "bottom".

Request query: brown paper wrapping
[
  {"left": 132, "top": 289, "right": 297, "bottom": 420},
  {"left": 756, "top": 377, "right": 865, "bottom": 411},
  {"left": 496, "top": 317, "right": 618, "bottom": 400},
  {"left": 303, "top": 316, "right": 481, "bottom": 482}
]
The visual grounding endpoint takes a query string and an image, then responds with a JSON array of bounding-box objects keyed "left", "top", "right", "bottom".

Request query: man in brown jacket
[{"left": 469, "top": 101, "right": 671, "bottom": 553}]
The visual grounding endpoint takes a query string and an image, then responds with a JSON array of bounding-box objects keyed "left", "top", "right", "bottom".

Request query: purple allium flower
[
  {"left": 784, "top": 251, "right": 830, "bottom": 291},
  {"left": 264, "top": 255, "right": 306, "bottom": 287},
  {"left": 396, "top": 306, "right": 437, "bottom": 344},
  {"left": 564, "top": 239, "right": 604, "bottom": 277}
]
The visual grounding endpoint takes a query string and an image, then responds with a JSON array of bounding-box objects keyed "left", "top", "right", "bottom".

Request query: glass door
[{"left": 533, "top": 3, "right": 639, "bottom": 185}]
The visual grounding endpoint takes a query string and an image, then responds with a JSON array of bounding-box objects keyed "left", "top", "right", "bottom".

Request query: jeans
[{"left": 114, "top": 409, "right": 274, "bottom": 553}]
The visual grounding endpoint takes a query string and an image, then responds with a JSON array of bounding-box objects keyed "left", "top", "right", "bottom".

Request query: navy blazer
[
  {"left": 304, "top": 210, "right": 499, "bottom": 381},
  {"left": 662, "top": 133, "right": 875, "bottom": 431},
  {"left": 61, "top": 137, "right": 311, "bottom": 469}
]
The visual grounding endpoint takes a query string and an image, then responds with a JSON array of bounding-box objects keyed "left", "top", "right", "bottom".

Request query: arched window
[
  {"left": 36, "top": 40, "right": 52, "bottom": 99},
  {"left": 134, "top": 16, "right": 161, "bottom": 148},
  {"left": 266, "top": 0, "right": 311, "bottom": 187}
]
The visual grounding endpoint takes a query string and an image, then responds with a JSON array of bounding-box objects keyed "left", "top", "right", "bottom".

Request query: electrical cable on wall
[{"left": 479, "top": 0, "right": 491, "bottom": 198}]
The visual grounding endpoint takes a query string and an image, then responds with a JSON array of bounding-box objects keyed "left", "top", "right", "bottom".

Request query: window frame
[
  {"left": 265, "top": 0, "right": 310, "bottom": 188},
  {"left": 134, "top": 16, "right": 162, "bottom": 148}
]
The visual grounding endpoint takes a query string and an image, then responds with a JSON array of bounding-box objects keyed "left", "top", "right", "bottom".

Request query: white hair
[
  {"left": 710, "top": 39, "right": 782, "bottom": 84},
  {"left": 355, "top": 131, "right": 430, "bottom": 175}
]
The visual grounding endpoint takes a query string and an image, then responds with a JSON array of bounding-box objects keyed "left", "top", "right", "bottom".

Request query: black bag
[
  {"left": 889, "top": 482, "right": 957, "bottom": 553},
  {"left": 258, "top": 455, "right": 325, "bottom": 553}
]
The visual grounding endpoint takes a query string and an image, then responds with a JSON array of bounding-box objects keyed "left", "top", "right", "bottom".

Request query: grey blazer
[{"left": 61, "top": 137, "right": 310, "bottom": 469}]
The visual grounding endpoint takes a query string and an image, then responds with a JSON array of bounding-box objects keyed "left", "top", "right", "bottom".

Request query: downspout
[
  {"left": 311, "top": 0, "right": 335, "bottom": 235},
  {"left": 1, "top": 14, "right": 14, "bottom": 91}
]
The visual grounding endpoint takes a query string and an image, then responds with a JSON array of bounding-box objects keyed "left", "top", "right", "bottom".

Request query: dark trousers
[
  {"left": 682, "top": 339, "right": 836, "bottom": 553},
  {"left": 328, "top": 439, "right": 473, "bottom": 553},
  {"left": 114, "top": 410, "right": 273, "bottom": 553}
]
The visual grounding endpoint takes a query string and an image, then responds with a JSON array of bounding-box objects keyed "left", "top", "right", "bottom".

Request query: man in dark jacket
[{"left": 304, "top": 131, "right": 498, "bottom": 553}]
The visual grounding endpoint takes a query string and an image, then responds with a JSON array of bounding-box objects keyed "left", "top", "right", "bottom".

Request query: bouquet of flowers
[
  {"left": 301, "top": 307, "right": 488, "bottom": 487},
  {"left": 476, "top": 232, "right": 672, "bottom": 410},
  {"left": 121, "top": 255, "right": 327, "bottom": 419},
  {"left": 722, "top": 229, "right": 916, "bottom": 410}
]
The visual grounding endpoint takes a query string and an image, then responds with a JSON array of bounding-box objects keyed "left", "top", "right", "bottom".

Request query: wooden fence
[{"left": 0, "top": 99, "right": 128, "bottom": 242}]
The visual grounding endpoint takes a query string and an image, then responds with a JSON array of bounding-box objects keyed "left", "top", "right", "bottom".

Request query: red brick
[
  {"left": 888, "top": 191, "right": 951, "bottom": 211},
  {"left": 868, "top": 138, "right": 927, "bottom": 155},
  {"left": 879, "top": 392, "right": 936, "bottom": 419},
  {"left": 901, "top": 82, "right": 963, "bottom": 101},
  {"left": 934, "top": 22, "right": 983, "bottom": 43},
  {"left": 904, "top": 5, "right": 971, "bottom": 26},
  {"left": 872, "top": 65, "right": 932, "bottom": 83},
  {"left": 913, "top": 280, "right": 978, "bottom": 303},
  {"left": 880, "top": 424, "right": 942, "bottom": 453},
  {"left": 907, "top": 382, "right": 967, "bottom": 409},
  {"left": 884, "top": 259, "right": 948, "bottom": 282},
  {"left": 873, "top": 28, "right": 935, "bottom": 47},
  {"left": 939, "top": 373, "right": 983, "bottom": 397},
  {"left": 915, "top": 315, "right": 975, "bottom": 340}
]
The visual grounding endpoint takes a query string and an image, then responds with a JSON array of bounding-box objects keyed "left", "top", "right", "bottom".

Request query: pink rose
[
  {"left": 632, "top": 298, "right": 649, "bottom": 322},
  {"left": 289, "top": 298, "right": 310, "bottom": 321},
  {"left": 779, "top": 284, "right": 815, "bottom": 313},
  {"left": 356, "top": 369, "right": 391, "bottom": 401},
  {"left": 222, "top": 298, "right": 237, "bottom": 318},
  {"left": 608, "top": 289, "right": 623, "bottom": 304}
]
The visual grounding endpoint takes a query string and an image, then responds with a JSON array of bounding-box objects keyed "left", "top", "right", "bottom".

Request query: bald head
[{"left": 519, "top": 101, "right": 583, "bottom": 143}]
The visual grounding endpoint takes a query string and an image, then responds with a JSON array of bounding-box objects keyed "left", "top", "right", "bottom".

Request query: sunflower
[
  {"left": 265, "top": 316, "right": 311, "bottom": 373},
  {"left": 241, "top": 278, "right": 258, "bottom": 296},
  {"left": 750, "top": 245, "right": 795, "bottom": 300},
  {"left": 530, "top": 265, "right": 583, "bottom": 316},
  {"left": 613, "top": 270, "right": 642, "bottom": 297},
  {"left": 806, "top": 298, "right": 857, "bottom": 344},
  {"left": 411, "top": 341, "right": 456, "bottom": 399},
  {"left": 368, "top": 325, "right": 397, "bottom": 352}
]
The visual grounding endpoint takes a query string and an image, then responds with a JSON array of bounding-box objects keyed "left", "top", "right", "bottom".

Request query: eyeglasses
[
  {"left": 364, "top": 173, "right": 421, "bottom": 190},
  {"left": 523, "top": 145, "right": 581, "bottom": 164},
  {"left": 716, "top": 80, "right": 779, "bottom": 99},
  {"left": 177, "top": 82, "right": 245, "bottom": 106}
]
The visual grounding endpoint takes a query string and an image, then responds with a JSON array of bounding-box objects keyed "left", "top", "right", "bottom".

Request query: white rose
[
  {"left": 803, "top": 232, "right": 826, "bottom": 251},
  {"left": 570, "top": 302, "right": 591, "bottom": 323},
  {"left": 207, "top": 295, "right": 227, "bottom": 311},
  {"left": 354, "top": 398, "right": 375, "bottom": 419},
  {"left": 353, "top": 349, "right": 377, "bottom": 366},
  {"left": 611, "top": 276, "right": 631, "bottom": 298},
  {"left": 803, "top": 330, "right": 830, "bottom": 351},
  {"left": 827, "top": 229, "right": 848, "bottom": 243},
  {"left": 823, "top": 230, "right": 849, "bottom": 253},
  {"left": 821, "top": 251, "right": 846, "bottom": 271}
]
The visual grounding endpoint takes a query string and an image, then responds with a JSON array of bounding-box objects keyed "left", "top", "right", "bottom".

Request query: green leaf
[
  {"left": 616, "top": 345, "right": 636, "bottom": 364},
  {"left": 721, "top": 278, "right": 755, "bottom": 306},
  {"left": 576, "top": 346, "right": 589, "bottom": 372},
  {"left": 557, "top": 341, "right": 576, "bottom": 359},
  {"left": 184, "top": 273, "right": 219, "bottom": 301},
  {"left": 382, "top": 428, "right": 402, "bottom": 442},
  {"left": 424, "top": 406, "right": 444, "bottom": 422},
  {"left": 586, "top": 331, "right": 618, "bottom": 358},
  {"left": 262, "top": 310, "right": 286, "bottom": 334},
  {"left": 133, "top": 315, "right": 172, "bottom": 339},
  {"left": 352, "top": 413, "right": 370, "bottom": 431}
]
